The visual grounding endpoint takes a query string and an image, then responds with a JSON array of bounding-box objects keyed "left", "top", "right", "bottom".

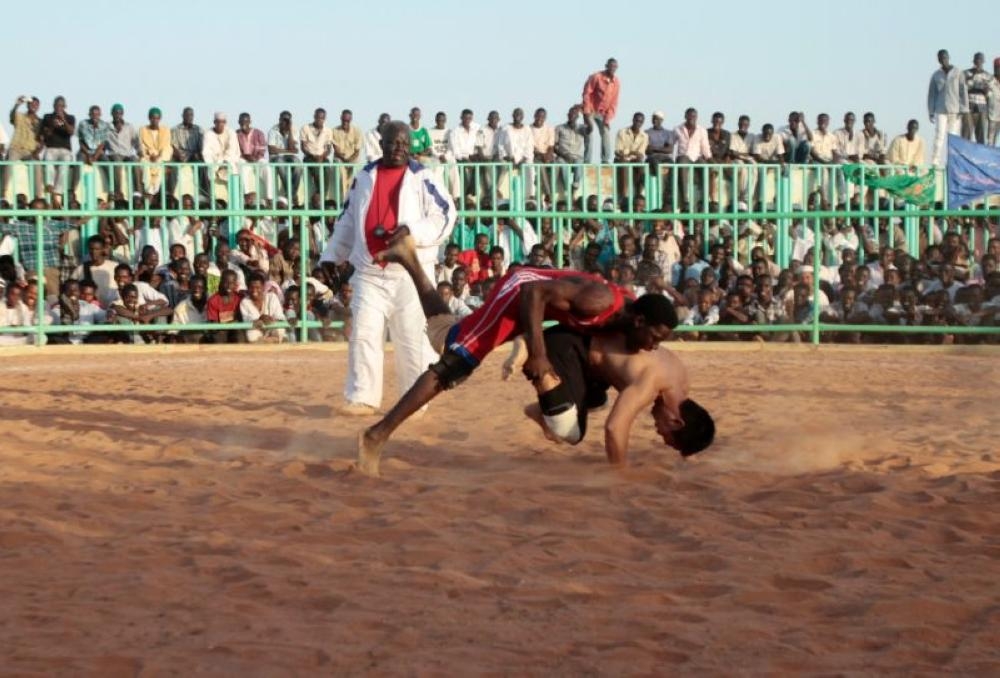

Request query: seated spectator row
[{"left": 3, "top": 198, "right": 996, "bottom": 345}]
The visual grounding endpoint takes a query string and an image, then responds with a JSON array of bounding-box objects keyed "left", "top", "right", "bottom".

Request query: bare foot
[
  {"left": 523, "top": 403, "right": 562, "bottom": 444},
  {"left": 357, "top": 429, "right": 384, "bottom": 478},
  {"left": 375, "top": 230, "right": 418, "bottom": 265}
]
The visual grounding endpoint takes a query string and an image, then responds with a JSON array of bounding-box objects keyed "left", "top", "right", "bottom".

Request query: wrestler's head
[
  {"left": 652, "top": 397, "right": 714, "bottom": 457},
  {"left": 624, "top": 293, "right": 677, "bottom": 352}
]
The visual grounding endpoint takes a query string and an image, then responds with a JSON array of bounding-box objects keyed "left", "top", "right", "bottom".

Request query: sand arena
[{"left": 0, "top": 344, "right": 998, "bottom": 674}]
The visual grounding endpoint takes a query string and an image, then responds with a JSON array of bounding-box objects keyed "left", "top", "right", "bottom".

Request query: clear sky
[{"left": 3, "top": 0, "right": 997, "bottom": 163}]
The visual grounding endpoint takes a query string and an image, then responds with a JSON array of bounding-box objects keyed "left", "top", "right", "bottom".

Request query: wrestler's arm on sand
[
  {"left": 603, "top": 372, "right": 658, "bottom": 466},
  {"left": 519, "top": 279, "right": 613, "bottom": 382},
  {"left": 502, "top": 336, "right": 527, "bottom": 381}
]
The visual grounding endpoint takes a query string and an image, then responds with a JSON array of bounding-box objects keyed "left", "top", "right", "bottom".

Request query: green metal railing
[{"left": 1, "top": 159, "right": 997, "bottom": 347}]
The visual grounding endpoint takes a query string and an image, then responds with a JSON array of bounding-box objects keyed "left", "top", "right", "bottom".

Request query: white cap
[
  {"left": 213, "top": 111, "right": 227, "bottom": 121},
  {"left": 652, "top": 110, "right": 666, "bottom": 120}
]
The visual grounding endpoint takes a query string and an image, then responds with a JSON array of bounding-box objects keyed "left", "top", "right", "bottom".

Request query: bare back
[{"left": 588, "top": 334, "right": 689, "bottom": 407}]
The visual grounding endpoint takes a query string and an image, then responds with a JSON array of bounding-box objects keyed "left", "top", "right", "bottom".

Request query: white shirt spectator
[
  {"left": 0, "top": 300, "right": 32, "bottom": 345},
  {"left": 134, "top": 225, "right": 166, "bottom": 264},
  {"left": 429, "top": 128, "right": 451, "bottom": 161},
  {"left": 495, "top": 125, "right": 534, "bottom": 163},
  {"left": 203, "top": 128, "right": 240, "bottom": 166},
  {"left": 530, "top": 124, "right": 555, "bottom": 156},
  {"left": 447, "top": 295, "right": 473, "bottom": 318},
  {"left": 230, "top": 243, "right": 270, "bottom": 275},
  {"left": 108, "top": 281, "right": 168, "bottom": 307},
  {"left": 241, "top": 292, "right": 285, "bottom": 343},
  {"left": 673, "top": 125, "right": 711, "bottom": 162},
  {"left": 824, "top": 229, "right": 859, "bottom": 260},
  {"left": 436, "top": 262, "right": 460, "bottom": 284},
  {"left": 476, "top": 125, "right": 498, "bottom": 160},
  {"left": 207, "top": 261, "right": 247, "bottom": 292},
  {"left": 866, "top": 261, "right": 892, "bottom": 287},
  {"left": 730, "top": 131, "right": 755, "bottom": 157},
  {"left": 497, "top": 219, "right": 539, "bottom": 268},
  {"left": 172, "top": 297, "right": 206, "bottom": 326},
  {"left": 790, "top": 224, "right": 815, "bottom": 262},
  {"left": 682, "top": 304, "right": 720, "bottom": 326},
  {"left": 167, "top": 217, "right": 198, "bottom": 259},
  {"left": 781, "top": 286, "right": 830, "bottom": 311},
  {"left": 448, "top": 123, "right": 480, "bottom": 161},
  {"left": 364, "top": 126, "right": 382, "bottom": 161},
  {"left": 751, "top": 134, "right": 785, "bottom": 161},
  {"left": 863, "top": 128, "right": 887, "bottom": 159},
  {"left": 72, "top": 260, "right": 119, "bottom": 307},
  {"left": 834, "top": 128, "right": 864, "bottom": 161},
  {"left": 811, "top": 129, "right": 838, "bottom": 162},
  {"left": 300, "top": 123, "right": 332, "bottom": 157}
]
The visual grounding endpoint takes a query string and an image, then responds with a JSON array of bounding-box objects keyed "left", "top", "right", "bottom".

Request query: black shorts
[{"left": 544, "top": 326, "right": 610, "bottom": 442}]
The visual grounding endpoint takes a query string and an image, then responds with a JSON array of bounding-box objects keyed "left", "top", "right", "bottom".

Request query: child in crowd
[{"left": 240, "top": 273, "right": 285, "bottom": 343}]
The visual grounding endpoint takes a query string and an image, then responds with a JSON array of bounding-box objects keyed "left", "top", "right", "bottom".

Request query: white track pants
[
  {"left": 932, "top": 113, "right": 962, "bottom": 168},
  {"left": 345, "top": 266, "right": 437, "bottom": 408}
]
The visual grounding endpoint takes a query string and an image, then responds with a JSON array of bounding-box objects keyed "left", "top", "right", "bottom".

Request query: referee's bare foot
[
  {"left": 375, "top": 229, "right": 418, "bottom": 266},
  {"left": 357, "top": 429, "right": 385, "bottom": 478}
]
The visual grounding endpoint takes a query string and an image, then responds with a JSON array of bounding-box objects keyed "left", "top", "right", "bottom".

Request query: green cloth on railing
[{"left": 842, "top": 164, "right": 935, "bottom": 206}]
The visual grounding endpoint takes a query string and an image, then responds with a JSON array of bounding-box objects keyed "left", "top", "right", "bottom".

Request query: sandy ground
[{"left": 0, "top": 345, "right": 999, "bottom": 676}]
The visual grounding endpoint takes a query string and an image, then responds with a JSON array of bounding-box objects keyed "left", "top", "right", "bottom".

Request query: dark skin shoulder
[{"left": 520, "top": 277, "right": 616, "bottom": 382}]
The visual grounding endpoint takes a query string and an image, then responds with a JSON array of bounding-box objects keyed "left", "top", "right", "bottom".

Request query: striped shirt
[{"left": 0, "top": 220, "right": 77, "bottom": 270}]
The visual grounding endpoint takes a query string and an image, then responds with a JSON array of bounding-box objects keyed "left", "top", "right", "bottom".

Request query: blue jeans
[
  {"left": 584, "top": 115, "right": 614, "bottom": 163},
  {"left": 785, "top": 140, "right": 811, "bottom": 164}
]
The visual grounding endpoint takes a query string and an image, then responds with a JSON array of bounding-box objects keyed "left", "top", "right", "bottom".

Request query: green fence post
[
  {"left": 82, "top": 172, "right": 97, "bottom": 244},
  {"left": 811, "top": 217, "right": 821, "bottom": 346},
  {"left": 299, "top": 212, "right": 310, "bottom": 344},
  {"left": 509, "top": 173, "right": 523, "bottom": 250},
  {"left": 555, "top": 216, "right": 564, "bottom": 269},
  {"left": 776, "top": 172, "right": 791, "bottom": 269},
  {"left": 904, "top": 202, "right": 919, "bottom": 257},
  {"left": 227, "top": 169, "right": 242, "bottom": 248},
  {"left": 35, "top": 215, "right": 45, "bottom": 347}
]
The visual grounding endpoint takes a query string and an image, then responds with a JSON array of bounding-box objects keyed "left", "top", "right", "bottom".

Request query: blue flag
[{"left": 947, "top": 134, "right": 1000, "bottom": 209}]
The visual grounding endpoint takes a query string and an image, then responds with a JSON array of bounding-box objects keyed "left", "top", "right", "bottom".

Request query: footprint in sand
[
  {"left": 772, "top": 574, "right": 834, "bottom": 592},
  {"left": 670, "top": 583, "right": 733, "bottom": 599},
  {"left": 306, "top": 595, "right": 345, "bottom": 613},
  {"left": 668, "top": 554, "right": 730, "bottom": 572},
  {"left": 212, "top": 564, "right": 258, "bottom": 584}
]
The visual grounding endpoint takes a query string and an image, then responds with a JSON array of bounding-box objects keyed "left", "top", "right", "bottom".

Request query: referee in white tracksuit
[{"left": 321, "top": 121, "right": 456, "bottom": 414}]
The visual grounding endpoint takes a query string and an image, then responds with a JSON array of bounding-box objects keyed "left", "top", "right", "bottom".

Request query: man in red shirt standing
[{"left": 581, "top": 57, "right": 621, "bottom": 164}]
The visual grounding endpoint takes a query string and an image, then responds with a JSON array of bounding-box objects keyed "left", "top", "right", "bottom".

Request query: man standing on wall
[
  {"left": 928, "top": 49, "right": 968, "bottom": 167},
  {"left": 319, "top": 121, "right": 456, "bottom": 416},
  {"left": 581, "top": 58, "right": 620, "bottom": 164}
]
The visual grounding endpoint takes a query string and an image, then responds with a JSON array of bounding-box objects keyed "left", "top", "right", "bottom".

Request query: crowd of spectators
[{"left": 1, "top": 52, "right": 999, "bottom": 345}]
